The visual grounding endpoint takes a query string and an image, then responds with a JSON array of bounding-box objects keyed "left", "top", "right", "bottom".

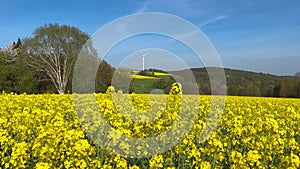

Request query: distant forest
[
  {"left": 188, "top": 68, "right": 300, "bottom": 98},
  {"left": 1, "top": 23, "right": 300, "bottom": 98},
  {"left": 1, "top": 43, "right": 300, "bottom": 98}
]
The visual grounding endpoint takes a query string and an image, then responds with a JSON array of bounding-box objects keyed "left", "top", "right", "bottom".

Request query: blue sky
[{"left": 1, "top": 0, "right": 300, "bottom": 75}]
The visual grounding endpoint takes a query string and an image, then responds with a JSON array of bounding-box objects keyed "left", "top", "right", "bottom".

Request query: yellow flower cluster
[{"left": 0, "top": 90, "right": 299, "bottom": 168}]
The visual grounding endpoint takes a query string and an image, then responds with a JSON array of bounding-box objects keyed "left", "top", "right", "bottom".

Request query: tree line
[
  {"left": 189, "top": 68, "right": 300, "bottom": 98},
  {"left": 0, "top": 23, "right": 113, "bottom": 94},
  {"left": 0, "top": 23, "right": 299, "bottom": 97}
]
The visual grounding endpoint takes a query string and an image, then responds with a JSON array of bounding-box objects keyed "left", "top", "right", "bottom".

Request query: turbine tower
[{"left": 138, "top": 51, "right": 149, "bottom": 71}]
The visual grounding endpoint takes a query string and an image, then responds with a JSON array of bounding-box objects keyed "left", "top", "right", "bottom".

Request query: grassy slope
[{"left": 130, "top": 72, "right": 172, "bottom": 93}]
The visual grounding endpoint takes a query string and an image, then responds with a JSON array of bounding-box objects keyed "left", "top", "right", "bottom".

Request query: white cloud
[
  {"left": 133, "top": 0, "right": 203, "bottom": 17},
  {"left": 173, "top": 30, "right": 198, "bottom": 41},
  {"left": 199, "top": 15, "right": 229, "bottom": 27},
  {"left": 135, "top": 0, "right": 152, "bottom": 13}
]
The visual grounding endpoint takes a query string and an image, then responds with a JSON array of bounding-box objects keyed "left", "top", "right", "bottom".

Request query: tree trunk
[{"left": 58, "top": 89, "right": 65, "bottom": 94}]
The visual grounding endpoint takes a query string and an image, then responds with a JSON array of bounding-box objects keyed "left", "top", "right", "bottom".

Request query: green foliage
[
  {"left": 1, "top": 24, "right": 114, "bottom": 94},
  {"left": 1, "top": 24, "right": 299, "bottom": 97},
  {"left": 129, "top": 72, "right": 175, "bottom": 94},
  {"left": 0, "top": 51, "right": 39, "bottom": 93},
  {"left": 95, "top": 60, "right": 115, "bottom": 93},
  {"left": 22, "top": 23, "right": 91, "bottom": 94},
  {"left": 129, "top": 78, "right": 159, "bottom": 94},
  {"left": 189, "top": 67, "right": 300, "bottom": 98}
]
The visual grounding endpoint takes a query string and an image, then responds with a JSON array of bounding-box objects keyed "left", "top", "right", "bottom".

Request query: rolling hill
[{"left": 128, "top": 67, "right": 300, "bottom": 97}]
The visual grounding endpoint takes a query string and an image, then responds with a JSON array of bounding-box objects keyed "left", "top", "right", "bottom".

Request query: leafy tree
[
  {"left": 280, "top": 77, "right": 296, "bottom": 97},
  {"left": 227, "top": 85, "right": 239, "bottom": 96},
  {"left": 13, "top": 38, "right": 22, "bottom": 49},
  {"left": 273, "top": 83, "right": 281, "bottom": 97},
  {"left": 0, "top": 51, "right": 38, "bottom": 93},
  {"left": 1, "top": 41, "right": 19, "bottom": 64},
  {"left": 22, "top": 23, "right": 90, "bottom": 94},
  {"left": 109, "top": 69, "right": 131, "bottom": 93},
  {"left": 95, "top": 60, "right": 115, "bottom": 93},
  {"left": 0, "top": 51, "right": 17, "bottom": 92},
  {"left": 297, "top": 82, "right": 300, "bottom": 97}
]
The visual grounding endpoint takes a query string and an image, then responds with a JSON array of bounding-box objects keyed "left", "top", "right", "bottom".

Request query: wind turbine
[{"left": 138, "top": 51, "right": 149, "bottom": 71}]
